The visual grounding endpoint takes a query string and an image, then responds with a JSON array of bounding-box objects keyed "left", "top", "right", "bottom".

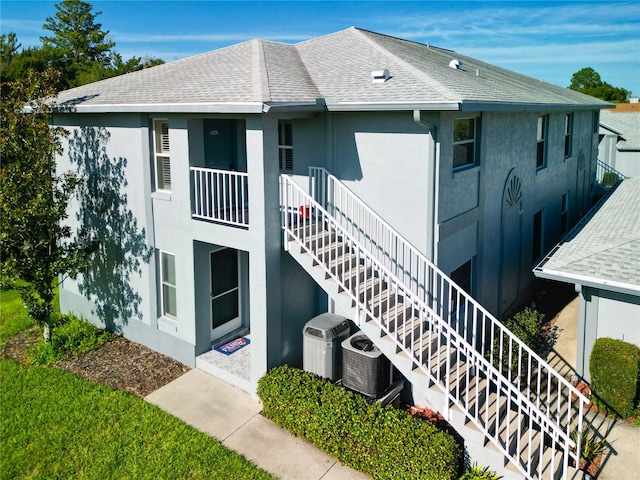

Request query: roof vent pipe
[
  {"left": 449, "top": 59, "right": 462, "bottom": 70},
  {"left": 371, "top": 68, "right": 390, "bottom": 84}
]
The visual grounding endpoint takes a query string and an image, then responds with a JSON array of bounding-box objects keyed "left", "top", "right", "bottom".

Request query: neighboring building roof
[
  {"left": 600, "top": 109, "right": 640, "bottom": 152},
  {"left": 535, "top": 177, "right": 640, "bottom": 295},
  {"left": 55, "top": 27, "right": 612, "bottom": 114}
]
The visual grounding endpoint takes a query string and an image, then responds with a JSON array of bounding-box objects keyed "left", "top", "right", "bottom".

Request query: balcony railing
[{"left": 191, "top": 167, "right": 249, "bottom": 228}]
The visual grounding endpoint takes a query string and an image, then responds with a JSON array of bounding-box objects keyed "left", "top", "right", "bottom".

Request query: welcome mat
[{"left": 214, "top": 337, "right": 250, "bottom": 356}]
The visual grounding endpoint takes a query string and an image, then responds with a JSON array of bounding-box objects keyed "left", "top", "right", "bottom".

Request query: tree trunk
[{"left": 43, "top": 322, "right": 52, "bottom": 344}]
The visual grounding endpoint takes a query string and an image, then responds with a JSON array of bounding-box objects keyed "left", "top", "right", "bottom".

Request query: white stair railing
[
  {"left": 596, "top": 159, "right": 627, "bottom": 188},
  {"left": 286, "top": 171, "right": 589, "bottom": 480}
]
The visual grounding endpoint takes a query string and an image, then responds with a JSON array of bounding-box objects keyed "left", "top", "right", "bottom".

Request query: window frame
[
  {"left": 453, "top": 117, "right": 479, "bottom": 170},
  {"left": 159, "top": 250, "right": 177, "bottom": 319},
  {"left": 564, "top": 113, "right": 573, "bottom": 158},
  {"left": 278, "top": 121, "right": 293, "bottom": 172},
  {"left": 592, "top": 111, "right": 599, "bottom": 134},
  {"left": 536, "top": 114, "right": 548, "bottom": 170},
  {"left": 152, "top": 118, "right": 171, "bottom": 191}
]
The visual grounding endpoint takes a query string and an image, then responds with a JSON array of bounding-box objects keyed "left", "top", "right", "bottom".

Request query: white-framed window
[
  {"left": 159, "top": 251, "right": 177, "bottom": 319},
  {"left": 536, "top": 115, "right": 548, "bottom": 169},
  {"left": 453, "top": 118, "right": 478, "bottom": 169},
  {"left": 153, "top": 119, "right": 171, "bottom": 191},
  {"left": 278, "top": 121, "right": 293, "bottom": 171},
  {"left": 564, "top": 113, "right": 573, "bottom": 158},
  {"left": 532, "top": 210, "right": 544, "bottom": 263}
]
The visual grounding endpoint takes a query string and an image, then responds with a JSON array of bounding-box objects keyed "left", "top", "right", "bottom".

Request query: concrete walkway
[
  {"left": 145, "top": 369, "right": 368, "bottom": 480},
  {"left": 144, "top": 292, "right": 639, "bottom": 480}
]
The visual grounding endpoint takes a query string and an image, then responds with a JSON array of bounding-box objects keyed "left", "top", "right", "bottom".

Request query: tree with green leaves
[
  {"left": 41, "top": 0, "right": 115, "bottom": 87},
  {"left": 569, "top": 67, "right": 631, "bottom": 103},
  {"left": 0, "top": 69, "right": 98, "bottom": 342}
]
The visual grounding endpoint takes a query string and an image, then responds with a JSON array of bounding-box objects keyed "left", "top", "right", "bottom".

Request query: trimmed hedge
[
  {"left": 257, "top": 365, "right": 462, "bottom": 480},
  {"left": 590, "top": 337, "right": 640, "bottom": 418}
]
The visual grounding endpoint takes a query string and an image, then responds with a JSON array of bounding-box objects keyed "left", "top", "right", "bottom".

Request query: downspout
[{"left": 413, "top": 110, "right": 439, "bottom": 264}]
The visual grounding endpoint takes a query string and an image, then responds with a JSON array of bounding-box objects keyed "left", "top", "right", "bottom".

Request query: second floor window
[
  {"left": 453, "top": 118, "right": 477, "bottom": 169},
  {"left": 564, "top": 113, "right": 573, "bottom": 158},
  {"left": 278, "top": 122, "right": 293, "bottom": 171},
  {"left": 153, "top": 119, "right": 171, "bottom": 191},
  {"left": 536, "top": 115, "right": 548, "bottom": 169}
]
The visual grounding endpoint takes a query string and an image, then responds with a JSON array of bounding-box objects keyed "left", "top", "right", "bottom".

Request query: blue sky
[{"left": 2, "top": 0, "right": 639, "bottom": 96}]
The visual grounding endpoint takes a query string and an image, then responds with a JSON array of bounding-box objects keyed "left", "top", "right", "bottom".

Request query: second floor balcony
[{"left": 191, "top": 167, "right": 249, "bottom": 228}]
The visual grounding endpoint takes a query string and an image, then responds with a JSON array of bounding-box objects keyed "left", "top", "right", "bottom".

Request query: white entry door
[{"left": 210, "top": 248, "right": 241, "bottom": 341}]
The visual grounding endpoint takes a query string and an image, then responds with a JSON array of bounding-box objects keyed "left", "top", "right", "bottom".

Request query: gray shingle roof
[
  {"left": 538, "top": 177, "right": 640, "bottom": 293},
  {"left": 600, "top": 110, "right": 640, "bottom": 151},
  {"left": 55, "top": 27, "right": 611, "bottom": 113}
]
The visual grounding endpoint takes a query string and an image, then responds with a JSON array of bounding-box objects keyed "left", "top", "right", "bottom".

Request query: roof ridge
[
  {"left": 350, "top": 28, "right": 459, "bottom": 102},
  {"left": 353, "top": 27, "right": 454, "bottom": 53},
  {"left": 252, "top": 39, "right": 271, "bottom": 102}
]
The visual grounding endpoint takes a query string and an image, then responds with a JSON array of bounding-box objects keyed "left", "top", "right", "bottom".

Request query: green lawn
[
  {"left": 1, "top": 360, "right": 274, "bottom": 479},
  {"left": 0, "top": 289, "right": 274, "bottom": 479},
  {"left": 0, "top": 287, "right": 35, "bottom": 343}
]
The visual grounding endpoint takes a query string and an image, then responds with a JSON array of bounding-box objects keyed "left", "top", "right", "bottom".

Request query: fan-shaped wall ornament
[{"left": 505, "top": 175, "right": 523, "bottom": 207}]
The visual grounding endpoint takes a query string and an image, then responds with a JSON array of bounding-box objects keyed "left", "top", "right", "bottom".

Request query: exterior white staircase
[{"left": 280, "top": 169, "right": 589, "bottom": 480}]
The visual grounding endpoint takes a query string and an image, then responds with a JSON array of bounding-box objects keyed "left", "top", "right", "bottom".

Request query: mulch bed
[
  {"left": 1, "top": 329, "right": 190, "bottom": 398},
  {"left": 407, "top": 404, "right": 465, "bottom": 448}
]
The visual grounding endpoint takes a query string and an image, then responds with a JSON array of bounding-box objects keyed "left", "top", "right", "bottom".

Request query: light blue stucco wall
[
  {"left": 328, "top": 111, "right": 437, "bottom": 256},
  {"left": 437, "top": 109, "right": 599, "bottom": 317},
  {"left": 54, "top": 112, "right": 200, "bottom": 365},
  {"left": 54, "top": 105, "right": 601, "bottom": 386}
]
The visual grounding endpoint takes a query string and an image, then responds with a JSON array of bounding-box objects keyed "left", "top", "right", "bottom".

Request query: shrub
[
  {"left": 257, "top": 365, "right": 462, "bottom": 480},
  {"left": 491, "top": 307, "right": 558, "bottom": 376},
  {"left": 460, "top": 462, "right": 502, "bottom": 480},
  {"left": 602, "top": 171, "right": 618, "bottom": 187},
  {"left": 29, "top": 314, "right": 113, "bottom": 364},
  {"left": 590, "top": 337, "right": 640, "bottom": 418}
]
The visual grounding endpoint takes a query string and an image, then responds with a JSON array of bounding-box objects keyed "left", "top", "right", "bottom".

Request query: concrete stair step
[
  {"left": 367, "top": 289, "right": 402, "bottom": 315},
  {"left": 292, "top": 221, "right": 326, "bottom": 237},
  {"left": 303, "top": 230, "right": 336, "bottom": 250},
  {"left": 325, "top": 252, "right": 358, "bottom": 276},
  {"left": 314, "top": 242, "right": 346, "bottom": 261}
]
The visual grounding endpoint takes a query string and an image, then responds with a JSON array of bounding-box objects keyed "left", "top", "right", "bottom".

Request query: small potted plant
[{"left": 571, "top": 426, "right": 607, "bottom": 479}]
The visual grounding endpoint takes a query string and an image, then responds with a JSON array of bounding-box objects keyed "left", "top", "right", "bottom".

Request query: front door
[
  {"left": 204, "top": 119, "right": 236, "bottom": 170},
  {"left": 210, "top": 248, "right": 241, "bottom": 341}
]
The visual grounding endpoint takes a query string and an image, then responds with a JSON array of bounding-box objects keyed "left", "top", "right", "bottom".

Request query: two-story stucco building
[{"left": 54, "top": 28, "right": 611, "bottom": 479}]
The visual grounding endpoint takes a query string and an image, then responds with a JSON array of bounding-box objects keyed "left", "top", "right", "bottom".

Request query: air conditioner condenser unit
[
  {"left": 303, "top": 313, "right": 350, "bottom": 381},
  {"left": 341, "top": 332, "right": 391, "bottom": 398}
]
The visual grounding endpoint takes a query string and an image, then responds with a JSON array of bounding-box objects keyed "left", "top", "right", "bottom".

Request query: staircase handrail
[
  {"left": 309, "top": 167, "right": 588, "bottom": 411},
  {"left": 281, "top": 175, "right": 586, "bottom": 479},
  {"left": 596, "top": 159, "right": 627, "bottom": 187}
]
